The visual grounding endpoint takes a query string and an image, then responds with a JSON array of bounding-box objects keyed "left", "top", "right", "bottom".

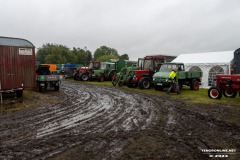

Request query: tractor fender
[{"left": 79, "top": 72, "right": 88, "bottom": 77}]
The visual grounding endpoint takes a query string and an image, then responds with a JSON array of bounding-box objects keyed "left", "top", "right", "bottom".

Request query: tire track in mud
[{"left": 0, "top": 81, "right": 158, "bottom": 159}]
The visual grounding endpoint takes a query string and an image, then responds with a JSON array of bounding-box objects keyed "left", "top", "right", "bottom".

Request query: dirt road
[{"left": 0, "top": 80, "right": 239, "bottom": 159}]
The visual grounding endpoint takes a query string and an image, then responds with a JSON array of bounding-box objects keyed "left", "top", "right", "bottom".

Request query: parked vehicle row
[
  {"left": 73, "top": 59, "right": 137, "bottom": 82},
  {"left": 1, "top": 36, "right": 239, "bottom": 103}
]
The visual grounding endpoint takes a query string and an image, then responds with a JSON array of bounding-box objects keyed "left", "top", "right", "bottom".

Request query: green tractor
[
  {"left": 90, "top": 62, "right": 116, "bottom": 81},
  {"left": 112, "top": 66, "right": 138, "bottom": 86},
  {"left": 90, "top": 59, "right": 137, "bottom": 82}
]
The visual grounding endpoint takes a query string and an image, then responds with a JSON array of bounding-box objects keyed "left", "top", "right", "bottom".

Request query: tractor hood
[
  {"left": 134, "top": 70, "right": 150, "bottom": 75},
  {"left": 153, "top": 72, "right": 170, "bottom": 78}
]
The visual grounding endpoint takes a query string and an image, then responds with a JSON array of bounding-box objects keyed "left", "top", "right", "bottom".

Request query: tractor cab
[
  {"left": 127, "top": 56, "right": 165, "bottom": 89},
  {"left": 88, "top": 61, "right": 101, "bottom": 70}
]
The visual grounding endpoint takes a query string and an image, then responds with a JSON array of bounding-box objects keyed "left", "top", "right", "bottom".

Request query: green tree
[
  {"left": 36, "top": 44, "right": 53, "bottom": 63},
  {"left": 119, "top": 54, "right": 129, "bottom": 60},
  {"left": 36, "top": 44, "right": 76, "bottom": 64},
  {"left": 93, "top": 46, "right": 119, "bottom": 60},
  {"left": 71, "top": 47, "right": 92, "bottom": 65},
  {"left": 96, "top": 54, "right": 119, "bottom": 62}
]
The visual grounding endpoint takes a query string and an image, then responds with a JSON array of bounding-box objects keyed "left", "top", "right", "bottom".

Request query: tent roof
[{"left": 172, "top": 51, "right": 234, "bottom": 64}]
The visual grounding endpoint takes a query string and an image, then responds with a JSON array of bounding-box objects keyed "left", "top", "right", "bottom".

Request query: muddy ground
[{"left": 0, "top": 80, "right": 239, "bottom": 160}]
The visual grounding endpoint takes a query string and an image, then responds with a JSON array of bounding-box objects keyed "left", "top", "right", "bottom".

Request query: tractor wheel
[
  {"left": 139, "top": 79, "right": 151, "bottom": 89},
  {"left": 190, "top": 80, "right": 199, "bottom": 90},
  {"left": 109, "top": 71, "right": 116, "bottom": 81},
  {"left": 73, "top": 74, "right": 79, "bottom": 81},
  {"left": 208, "top": 87, "right": 222, "bottom": 99},
  {"left": 126, "top": 76, "right": 134, "bottom": 88},
  {"left": 82, "top": 73, "right": 89, "bottom": 81},
  {"left": 98, "top": 75, "right": 104, "bottom": 82},
  {"left": 223, "top": 88, "right": 237, "bottom": 98}
]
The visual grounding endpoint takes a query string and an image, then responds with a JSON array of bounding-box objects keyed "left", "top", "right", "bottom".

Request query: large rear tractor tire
[
  {"left": 223, "top": 87, "right": 237, "bottom": 98},
  {"left": 208, "top": 87, "right": 222, "bottom": 99}
]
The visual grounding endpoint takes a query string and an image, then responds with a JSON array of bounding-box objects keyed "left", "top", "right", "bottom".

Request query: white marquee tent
[{"left": 172, "top": 51, "right": 234, "bottom": 88}]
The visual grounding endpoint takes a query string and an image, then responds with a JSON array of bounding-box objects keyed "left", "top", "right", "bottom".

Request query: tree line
[{"left": 36, "top": 44, "right": 129, "bottom": 66}]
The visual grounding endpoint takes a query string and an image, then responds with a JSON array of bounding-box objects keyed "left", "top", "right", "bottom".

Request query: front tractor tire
[
  {"left": 139, "top": 79, "right": 151, "bottom": 89},
  {"left": 126, "top": 76, "right": 137, "bottom": 88},
  {"left": 208, "top": 87, "right": 222, "bottom": 99},
  {"left": 73, "top": 73, "right": 80, "bottom": 81},
  {"left": 81, "top": 73, "right": 89, "bottom": 81}
]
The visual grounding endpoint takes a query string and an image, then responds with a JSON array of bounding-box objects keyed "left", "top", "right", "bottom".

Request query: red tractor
[
  {"left": 73, "top": 61, "right": 100, "bottom": 81},
  {"left": 208, "top": 74, "right": 240, "bottom": 99},
  {"left": 126, "top": 56, "right": 165, "bottom": 89}
]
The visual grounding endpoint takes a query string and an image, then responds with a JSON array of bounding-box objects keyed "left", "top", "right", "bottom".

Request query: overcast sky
[{"left": 1, "top": 0, "right": 240, "bottom": 60}]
